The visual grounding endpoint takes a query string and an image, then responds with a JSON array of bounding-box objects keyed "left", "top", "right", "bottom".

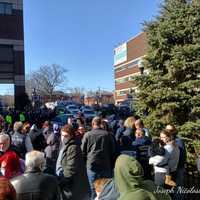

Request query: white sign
[{"left": 114, "top": 43, "right": 127, "bottom": 65}]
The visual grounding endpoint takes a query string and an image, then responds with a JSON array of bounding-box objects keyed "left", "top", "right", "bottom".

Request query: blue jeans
[{"left": 87, "top": 169, "right": 111, "bottom": 200}]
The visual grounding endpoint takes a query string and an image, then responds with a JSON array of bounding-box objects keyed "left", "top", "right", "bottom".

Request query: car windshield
[
  {"left": 84, "top": 111, "right": 94, "bottom": 114},
  {"left": 84, "top": 106, "right": 91, "bottom": 109},
  {"left": 68, "top": 106, "right": 77, "bottom": 109},
  {"left": 65, "top": 110, "right": 72, "bottom": 114},
  {"left": 71, "top": 110, "right": 78, "bottom": 114}
]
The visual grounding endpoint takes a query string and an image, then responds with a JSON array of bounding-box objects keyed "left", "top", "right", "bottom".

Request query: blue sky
[{"left": 0, "top": 0, "right": 162, "bottom": 94}]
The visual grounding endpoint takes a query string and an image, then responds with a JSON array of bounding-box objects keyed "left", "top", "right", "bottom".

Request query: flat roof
[{"left": 114, "top": 31, "right": 145, "bottom": 48}]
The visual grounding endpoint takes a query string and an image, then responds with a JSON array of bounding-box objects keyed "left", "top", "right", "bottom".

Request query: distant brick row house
[{"left": 41, "top": 91, "right": 114, "bottom": 106}]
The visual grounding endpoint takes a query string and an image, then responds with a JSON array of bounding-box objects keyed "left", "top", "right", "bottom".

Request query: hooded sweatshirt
[{"left": 114, "top": 155, "right": 171, "bottom": 200}]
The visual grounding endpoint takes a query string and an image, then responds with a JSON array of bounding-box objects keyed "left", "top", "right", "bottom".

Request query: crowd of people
[{"left": 0, "top": 108, "right": 187, "bottom": 200}]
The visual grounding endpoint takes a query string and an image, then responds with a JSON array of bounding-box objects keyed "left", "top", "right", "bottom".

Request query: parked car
[
  {"left": 66, "top": 104, "right": 78, "bottom": 110},
  {"left": 51, "top": 113, "right": 73, "bottom": 127},
  {"left": 70, "top": 110, "right": 80, "bottom": 118},
  {"left": 66, "top": 105, "right": 79, "bottom": 116},
  {"left": 82, "top": 109, "right": 96, "bottom": 123},
  {"left": 80, "top": 105, "right": 93, "bottom": 112},
  {"left": 101, "top": 103, "right": 118, "bottom": 116},
  {"left": 54, "top": 105, "right": 68, "bottom": 115}
]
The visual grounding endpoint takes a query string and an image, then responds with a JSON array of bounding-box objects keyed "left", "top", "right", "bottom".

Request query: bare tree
[
  {"left": 26, "top": 64, "right": 67, "bottom": 99},
  {"left": 25, "top": 74, "right": 35, "bottom": 97},
  {"left": 69, "top": 87, "right": 85, "bottom": 96},
  {"left": 86, "top": 90, "right": 96, "bottom": 97},
  {"left": 0, "top": 95, "right": 14, "bottom": 107}
]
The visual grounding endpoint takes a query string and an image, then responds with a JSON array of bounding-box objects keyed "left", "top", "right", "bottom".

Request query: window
[
  {"left": 127, "top": 59, "right": 140, "bottom": 68},
  {"left": 0, "top": 63, "right": 14, "bottom": 73},
  {"left": 0, "top": 3, "right": 12, "bottom": 15},
  {"left": 119, "top": 90, "right": 127, "bottom": 95},
  {"left": 117, "top": 90, "right": 128, "bottom": 96},
  {"left": 115, "top": 58, "right": 141, "bottom": 72},
  {"left": 129, "top": 74, "right": 139, "bottom": 80},
  {"left": 115, "top": 65, "right": 127, "bottom": 72},
  {"left": 0, "top": 45, "right": 13, "bottom": 62},
  {"left": 115, "top": 76, "right": 129, "bottom": 84}
]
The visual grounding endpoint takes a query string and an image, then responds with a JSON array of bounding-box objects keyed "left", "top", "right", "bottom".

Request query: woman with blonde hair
[{"left": 123, "top": 116, "right": 136, "bottom": 141}]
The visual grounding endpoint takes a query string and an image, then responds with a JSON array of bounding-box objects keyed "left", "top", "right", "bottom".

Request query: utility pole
[{"left": 98, "top": 87, "right": 102, "bottom": 105}]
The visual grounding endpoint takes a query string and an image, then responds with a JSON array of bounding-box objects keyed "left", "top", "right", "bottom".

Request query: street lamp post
[
  {"left": 95, "top": 92, "right": 99, "bottom": 105},
  {"left": 31, "top": 88, "right": 37, "bottom": 108},
  {"left": 138, "top": 60, "right": 144, "bottom": 75}
]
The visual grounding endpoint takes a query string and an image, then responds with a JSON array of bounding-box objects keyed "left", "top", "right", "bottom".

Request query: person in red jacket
[{"left": 0, "top": 133, "right": 21, "bottom": 179}]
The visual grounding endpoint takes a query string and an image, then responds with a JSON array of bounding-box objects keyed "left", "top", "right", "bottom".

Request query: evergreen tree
[{"left": 134, "top": 0, "right": 200, "bottom": 154}]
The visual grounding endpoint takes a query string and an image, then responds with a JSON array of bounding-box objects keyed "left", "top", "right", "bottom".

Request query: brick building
[
  {"left": 0, "top": 0, "right": 25, "bottom": 109},
  {"left": 84, "top": 91, "right": 114, "bottom": 106},
  {"left": 114, "top": 32, "right": 148, "bottom": 104},
  {"left": 41, "top": 90, "right": 114, "bottom": 107}
]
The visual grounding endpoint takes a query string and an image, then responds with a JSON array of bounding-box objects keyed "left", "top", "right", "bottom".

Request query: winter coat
[
  {"left": 123, "top": 127, "right": 135, "bottom": 141},
  {"left": 114, "top": 155, "right": 171, "bottom": 200},
  {"left": 11, "top": 132, "right": 33, "bottom": 159},
  {"left": 44, "top": 133, "right": 60, "bottom": 175},
  {"left": 164, "top": 142, "right": 180, "bottom": 173},
  {"left": 42, "top": 127, "right": 52, "bottom": 141},
  {"left": 81, "top": 128, "right": 115, "bottom": 173},
  {"left": 29, "top": 126, "right": 46, "bottom": 151},
  {"left": 132, "top": 136, "right": 152, "bottom": 147},
  {"left": 0, "top": 150, "right": 21, "bottom": 179},
  {"left": 115, "top": 126, "right": 125, "bottom": 142},
  {"left": 11, "top": 168, "right": 60, "bottom": 200},
  {"left": 0, "top": 176, "right": 16, "bottom": 200},
  {"left": 175, "top": 137, "right": 186, "bottom": 168},
  {"left": 56, "top": 138, "right": 90, "bottom": 200},
  {"left": 149, "top": 155, "right": 168, "bottom": 173},
  {"left": 119, "top": 136, "right": 137, "bottom": 158}
]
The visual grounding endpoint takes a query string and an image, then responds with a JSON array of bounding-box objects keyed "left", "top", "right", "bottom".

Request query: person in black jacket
[
  {"left": 11, "top": 122, "right": 33, "bottom": 159},
  {"left": 81, "top": 117, "right": 116, "bottom": 199},
  {"left": 29, "top": 123, "right": 46, "bottom": 152},
  {"left": 44, "top": 131, "right": 60, "bottom": 175},
  {"left": 56, "top": 124, "right": 90, "bottom": 200},
  {"left": 11, "top": 150, "right": 61, "bottom": 200}
]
